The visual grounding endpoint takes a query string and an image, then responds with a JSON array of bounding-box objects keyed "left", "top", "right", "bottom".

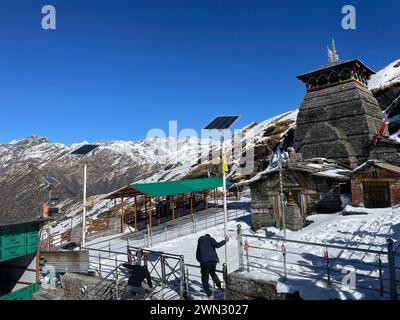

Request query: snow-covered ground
[
  {"left": 143, "top": 205, "right": 400, "bottom": 300},
  {"left": 85, "top": 199, "right": 251, "bottom": 300}
]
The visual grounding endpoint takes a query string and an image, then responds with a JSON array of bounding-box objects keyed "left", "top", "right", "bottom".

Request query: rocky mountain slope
[
  {"left": 369, "top": 59, "right": 400, "bottom": 139},
  {"left": 0, "top": 136, "right": 215, "bottom": 220}
]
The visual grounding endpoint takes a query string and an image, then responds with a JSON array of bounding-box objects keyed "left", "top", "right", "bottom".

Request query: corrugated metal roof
[
  {"left": 42, "top": 251, "right": 89, "bottom": 273},
  {"left": 0, "top": 216, "right": 47, "bottom": 228}
]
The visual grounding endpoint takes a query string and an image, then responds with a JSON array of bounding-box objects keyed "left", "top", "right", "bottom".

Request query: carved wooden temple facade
[{"left": 351, "top": 160, "right": 400, "bottom": 208}]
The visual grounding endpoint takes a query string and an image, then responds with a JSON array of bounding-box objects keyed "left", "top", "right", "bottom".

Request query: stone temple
[
  {"left": 249, "top": 41, "right": 400, "bottom": 231},
  {"left": 293, "top": 42, "right": 390, "bottom": 168}
]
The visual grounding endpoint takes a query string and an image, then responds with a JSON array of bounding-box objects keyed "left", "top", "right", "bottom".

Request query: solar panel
[
  {"left": 204, "top": 115, "right": 240, "bottom": 130},
  {"left": 71, "top": 144, "right": 99, "bottom": 155},
  {"left": 42, "top": 176, "right": 61, "bottom": 187}
]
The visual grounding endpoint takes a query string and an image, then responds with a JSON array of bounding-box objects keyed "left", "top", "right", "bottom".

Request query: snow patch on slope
[{"left": 369, "top": 59, "right": 400, "bottom": 91}]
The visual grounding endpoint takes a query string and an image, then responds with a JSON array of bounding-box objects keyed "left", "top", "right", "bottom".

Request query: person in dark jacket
[
  {"left": 121, "top": 263, "right": 153, "bottom": 299},
  {"left": 196, "top": 234, "right": 229, "bottom": 298}
]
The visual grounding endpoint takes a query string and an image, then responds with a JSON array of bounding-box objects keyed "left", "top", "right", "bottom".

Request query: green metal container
[
  {"left": 0, "top": 223, "right": 40, "bottom": 262},
  {"left": 0, "top": 283, "right": 39, "bottom": 301}
]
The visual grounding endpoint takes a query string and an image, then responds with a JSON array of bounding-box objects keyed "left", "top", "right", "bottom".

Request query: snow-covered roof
[
  {"left": 247, "top": 158, "right": 351, "bottom": 186},
  {"left": 352, "top": 159, "right": 400, "bottom": 174}
]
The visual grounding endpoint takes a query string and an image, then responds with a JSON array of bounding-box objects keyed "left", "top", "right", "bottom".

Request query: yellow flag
[{"left": 223, "top": 154, "right": 229, "bottom": 173}]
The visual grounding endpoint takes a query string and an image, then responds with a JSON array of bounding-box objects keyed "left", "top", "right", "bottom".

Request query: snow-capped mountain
[
  {"left": 0, "top": 136, "right": 213, "bottom": 178},
  {"left": 0, "top": 136, "right": 216, "bottom": 221}
]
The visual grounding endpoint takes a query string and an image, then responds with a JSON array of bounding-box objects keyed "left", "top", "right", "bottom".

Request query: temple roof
[{"left": 297, "top": 59, "right": 375, "bottom": 83}]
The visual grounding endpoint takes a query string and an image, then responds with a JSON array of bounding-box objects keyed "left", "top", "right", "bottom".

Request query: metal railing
[
  {"left": 184, "top": 263, "right": 226, "bottom": 300},
  {"left": 86, "top": 245, "right": 228, "bottom": 300},
  {"left": 86, "top": 246, "right": 186, "bottom": 300},
  {"left": 81, "top": 262, "right": 128, "bottom": 300},
  {"left": 127, "top": 246, "right": 185, "bottom": 300},
  {"left": 87, "top": 206, "right": 249, "bottom": 253},
  {"left": 236, "top": 224, "right": 399, "bottom": 300}
]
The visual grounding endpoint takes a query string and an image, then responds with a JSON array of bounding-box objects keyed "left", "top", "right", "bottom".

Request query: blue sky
[{"left": 0, "top": 0, "right": 398, "bottom": 144}]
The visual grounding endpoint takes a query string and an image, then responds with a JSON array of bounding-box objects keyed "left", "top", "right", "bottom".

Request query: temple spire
[{"left": 327, "top": 38, "right": 340, "bottom": 64}]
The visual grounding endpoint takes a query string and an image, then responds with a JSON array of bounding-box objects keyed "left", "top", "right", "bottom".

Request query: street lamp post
[
  {"left": 221, "top": 131, "right": 229, "bottom": 267},
  {"left": 71, "top": 144, "right": 99, "bottom": 249},
  {"left": 204, "top": 115, "right": 240, "bottom": 272},
  {"left": 82, "top": 161, "right": 88, "bottom": 248}
]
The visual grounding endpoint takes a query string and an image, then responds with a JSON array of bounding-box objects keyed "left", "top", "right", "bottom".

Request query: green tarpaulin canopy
[{"left": 104, "top": 177, "right": 233, "bottom": 199}]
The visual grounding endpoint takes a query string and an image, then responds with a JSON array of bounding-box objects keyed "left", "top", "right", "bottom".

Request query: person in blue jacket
[{"left": 196, "top": 234, "right": 229, "bottom": 299}]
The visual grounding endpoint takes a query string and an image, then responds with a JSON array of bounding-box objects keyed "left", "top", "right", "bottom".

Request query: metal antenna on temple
[{"left": 328, "top": 38, "right": 340, "bottom": 63}]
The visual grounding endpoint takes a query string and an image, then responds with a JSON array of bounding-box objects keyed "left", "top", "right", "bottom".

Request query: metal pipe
[
  {"left": 278, "top": 146, "right": 287, "bottom": 279},
  {"left": 387, "top": 238, "right": 398, "bottom": 300},
  {"left": 237, "top": 224, "right": 244, "bottom": 271}
]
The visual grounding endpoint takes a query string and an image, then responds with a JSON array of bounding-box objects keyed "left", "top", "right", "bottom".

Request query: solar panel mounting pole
[
  {"left": 41, "top": 176, "right": 61, "bottom": 251},
  {"left": 70, "top": 144, "right": 99, "bottom": 250},
  {"left": 221, "top": 131, "right": 229, "bottom": 271},
  {"left": 82, "top": 161, "right": 88, "bottom": 248},
  {"left": 204, "top": 115, "right": 241, "bottom": 274}
]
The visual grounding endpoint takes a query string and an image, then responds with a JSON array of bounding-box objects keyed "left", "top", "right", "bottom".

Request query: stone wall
[
  {"left": 294, "top": 81, "right": 385, "bottom": 168},
  {"left": 225, "top": 271, "right": 300, "bottom": 300},
  {"left": 61, "top": 272, "right": 115, "bottom": 300},
  {"left": 250, "top": 171, "right": 344, "bottom": 231},
  {"left": 368, "top": 139, "right": 400, "bottom": 167}
]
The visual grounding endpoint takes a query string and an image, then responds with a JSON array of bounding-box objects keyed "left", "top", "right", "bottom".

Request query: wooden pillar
[
  {"left": 149, "top": 197, "right": 152, "bottom": 232},
  {"left": 172, "top": 196, "right": 175, "bottom": 222},
  {"left": 190, "top": 192, "right": 194, "bottom": 214},
  {"left": 134, "top": 194, "right": 138, "bottom": 231},
  {"left": 204, "top": 190, "right": 208, "bottom": 215},
  {"left": 182, "top": 194, "right": 185, "bottom": 217},
  {"left": 36, "top": 227, "right": 43, "bottom": 281},
  {"left": 157, "top": 197, "right": 160, "bottom": 225},
  {"left": 167, "top": 196, "right": 170, "bottom": 223},
  {"left": 121, "top": 197, "right": 125, "bottom": 234},
  {"left": 144, "top": 195, "right": 148, "bottom": 226}
]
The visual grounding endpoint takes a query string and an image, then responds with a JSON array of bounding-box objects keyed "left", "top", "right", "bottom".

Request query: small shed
[
  {"left": 351, "top": 160, "right": 400, "bottom": 208},
  {"left": 248, "top": 158, "right": 351, "bottom": 231}
]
